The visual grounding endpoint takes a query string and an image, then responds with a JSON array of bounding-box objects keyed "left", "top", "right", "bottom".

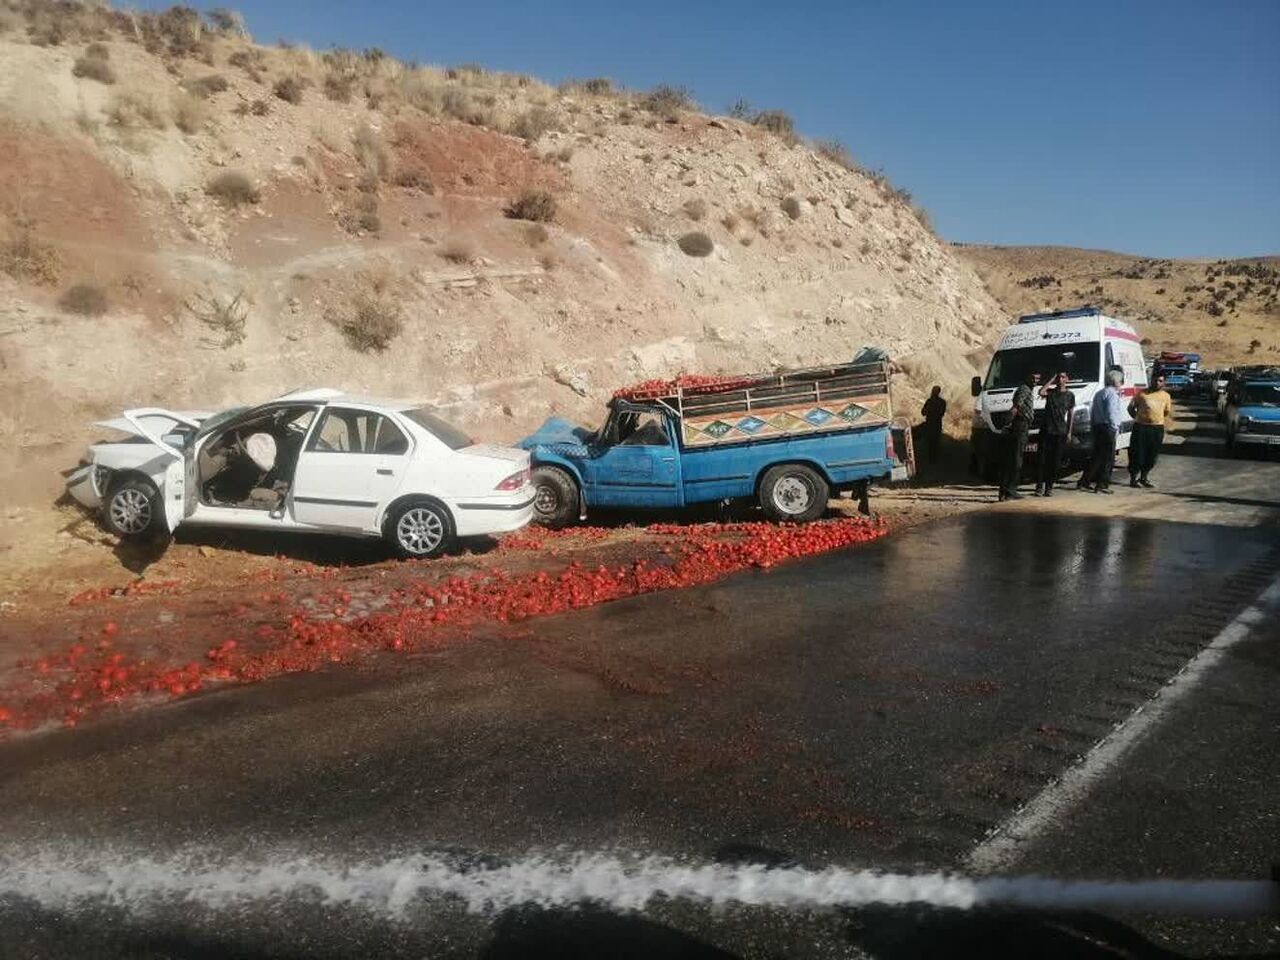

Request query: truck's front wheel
[
  {"left": 759, "top": 464, "right": 829, "bottom": 523},
  {"left": 531, "top": 466, "right": 579, "bottom": 528}
]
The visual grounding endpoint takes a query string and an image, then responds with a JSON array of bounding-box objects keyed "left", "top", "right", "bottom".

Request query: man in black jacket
[{"left": 1035, "top": 371, "right": 1075, "bottom": 497}]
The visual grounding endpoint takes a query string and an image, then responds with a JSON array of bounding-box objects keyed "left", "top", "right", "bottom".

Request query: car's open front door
[{"left": 116, "top": 408, "right": 203, "bottom": 532}]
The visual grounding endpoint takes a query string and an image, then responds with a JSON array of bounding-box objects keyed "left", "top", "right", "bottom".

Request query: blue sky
[{"left": 149, "top": 1, "right": 1279, "bottom": 258}]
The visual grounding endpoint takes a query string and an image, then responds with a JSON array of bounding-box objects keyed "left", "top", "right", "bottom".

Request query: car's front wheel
[
  {"left": 386, "top": 500, "right": 453, "bottom": 559},
  {"left": 103, "top": 476, "right": 166, "bottom": 541}
]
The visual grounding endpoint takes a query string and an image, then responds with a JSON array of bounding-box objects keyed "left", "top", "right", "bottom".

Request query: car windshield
[
  {"left": 1241, "top": 384, "right": 1280, "bottom": 406},
  {"left": 403, "top": 408, "right": 474, "bottom": 449},
  {"left": 983, "top": 343, "right": 1099, "bottom": 390},
  {"left": 194, "top": 406, "right": 249, "bottom": 438}
]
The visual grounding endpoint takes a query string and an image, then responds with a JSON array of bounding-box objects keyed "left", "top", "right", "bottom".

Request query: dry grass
[
  {"left": 523, "top": 223, "right": 549, "bottom": 246},
  {"left": 0, "top": 227, "right": 61, "bottom": 285},
  {"left": 352, "top": 123, "right": 389, "bottom": 181},
  {"left": 505, "top": 190, "right": 557, "bottom": 222},
  {"left": 815, "top": 139, "right": 857, "bottom": 172},
  {"left": 537, "top": 251, "right": 559, "bottom": 272},
  {"left": 72, "top": 52, "right": 115, "bottom": 85},
  {"left": 185, "top": 73, "right": 228, "bottom": 99},
  {"left": 206, "top": 171, "right": 260, "bottom": 207},
  {"left": 780, "top": 196, "right": 802, "bottom": 220},
  {"left": 392, "top": 166, "right": 433, "bottom": 193},
  {"left": 439, "top": 238, "right": 475, "bottom": 264},
  {"left": 172, "top": 93, "right": 209, "bottom": 134},
  {"left": 273, "top": 74, "right": 305, "bottom": 104},
  {"left": 185, "top": 290, "right": 248, "bottom": 347},
  {"left": 107, "top": 88, "right": 168, "bottom": 131},
  {"left": 678, "top": 231, "right": 714, "bottom": 257},
  {"left": 330, "top": 291, "right": 403, "bottom": 352},
  {"left": 507, "top": 106, "right": 561, "bottom": 141},
  {"left": 642, "top": 85, "right": 695, "bottom": 120},
  {"left": 59, "top": 282, "right": 109, "bottom": 317}
]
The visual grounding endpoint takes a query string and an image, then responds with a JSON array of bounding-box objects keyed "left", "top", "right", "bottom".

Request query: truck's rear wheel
[
  {"left": 759, "top": 464, "right": 829, "bottom": 523},
  {"left": 531, "top": 466, "right": 579, "bottom": 529}
]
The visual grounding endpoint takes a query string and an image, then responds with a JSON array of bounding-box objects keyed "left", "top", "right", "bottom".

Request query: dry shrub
[
  {"left": 72, "top": 53, "right": 115, "bottom": 85},
  {"left": 185, "top": 74, "right": 229, "bottom": 98},
  {"left": 227, "top": 47, "right": 265, "bottom": 81},
  {"left": 505, "top": 189, "right": 557, "bottom": 222},
  {"left": 439, "top": 238, "right": 474, "bottom": 264},
  {"left": 107, "top": 89, "right": 168, "bottom": 130},
  {"left": 352, "top": 123, "right": 388, "bottom": 181},
  {"left": 751, "top": 109, "right": 795, "bottom": 139},
  {"left": 331, "top": 292, "right": 402, "bottom": 352},
  {"left": 206, "top": 170, "right": 260, "bottom": 207},
  {"left": 185, "top": 290, "right": 248, "bottom": 347},
  {"left": 556, "top": 145, "right": 574, "bottom": 163},
  {"left": 682, "top": 198, "right": 708, "bottom": 221},
  {"left": 392, "top": 166, "right": 434, "bottom": 193},
  {"left": 524, "top": 223, "right": 549, "bottom": 246},
  {"left": 780, "top": 195, "right": 802, "bottom": 220},
  {"left": 0, "top": 229, "right": 61, "bottom": 285},
  {"left": 720, "top": 213, "right": 739, "bottom": 232},
  {"left": 815, "top": 139, "right": 857, "bottom": 171},
  {"left": 273, "top": 74, "right": 305, "bottom": 104},
  {"left": 678, "top": 231, "right": 714, "bottom": 257},
  {"left": 642, "top": 84, "right": 694, "bottom": 120},
  {"left": 578, "top": 77, "right": 613, "bottom": 95},
  {"left": 59, "top": 282, "right": 109, "bottom": 317},
  {"left": 507, "top": 106, "right": 560, "bottom": 141},
  {"left": 537, "top": 251, "right": 559, "bottom": 271},
  {"left": 172, "top": 93, "right": 209, "bottom": 134}
]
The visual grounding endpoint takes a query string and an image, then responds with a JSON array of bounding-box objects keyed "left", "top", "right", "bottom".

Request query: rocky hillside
[
  {"left": 0, "top": 1, "right": 1009, "bottom": 508},
  {"left": 957, "top": 245, "right": 1279, "bottom": 366}
]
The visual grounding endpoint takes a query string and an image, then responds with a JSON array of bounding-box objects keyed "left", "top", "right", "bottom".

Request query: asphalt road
[{"left": 1, "top": 398, "right": 1278, "bottom": 959}]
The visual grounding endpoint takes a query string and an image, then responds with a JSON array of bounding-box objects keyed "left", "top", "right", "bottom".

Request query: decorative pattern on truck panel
[{"left": 681, "top": 396, "right": 891, "bottom": 447}]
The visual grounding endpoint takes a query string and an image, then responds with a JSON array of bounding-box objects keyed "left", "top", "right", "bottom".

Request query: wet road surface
[{"left": 2, "top": 400, "right": 1279, "bottom": 958}]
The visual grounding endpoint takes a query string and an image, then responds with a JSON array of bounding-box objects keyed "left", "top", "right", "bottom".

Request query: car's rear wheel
[
  {"left": 759, "top": 464, "right": 829, "bottom": 523},
  {"left": 386, "top": 500, "right": 453, "bottom": 559},
  {"left": 103, "top": 476, "right": 166, "bottom": 541},
  {"left": 531, "top": 466, "right": 579, "bottom": 528}
]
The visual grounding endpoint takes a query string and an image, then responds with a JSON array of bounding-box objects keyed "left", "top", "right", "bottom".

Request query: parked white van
[{"left": 969, "top": 306, "right": 1148, "bottom": 478}]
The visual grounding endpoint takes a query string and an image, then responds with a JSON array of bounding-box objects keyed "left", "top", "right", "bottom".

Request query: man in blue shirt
[{"left": 1079, "top": 369, "right": 1125, "bottom": 493}]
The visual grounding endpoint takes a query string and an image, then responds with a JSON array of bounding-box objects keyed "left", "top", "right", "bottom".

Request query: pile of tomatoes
[{"left": 0, "top": 518, "right": 885, "bottom": 733}]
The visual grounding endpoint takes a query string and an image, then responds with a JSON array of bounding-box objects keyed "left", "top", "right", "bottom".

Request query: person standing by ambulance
[
  {"left": 999, "top": 370, "right": 1039, "bottom": 501},
  {"left": 1128, "top": 373, "right": 1173, "bottom": 487},
  {"left": 1079, "top": 369, "right": 1125, "bottom": 493},
  {"left": 1035, "top": 371, "right": 1075, "bottom": 497}
]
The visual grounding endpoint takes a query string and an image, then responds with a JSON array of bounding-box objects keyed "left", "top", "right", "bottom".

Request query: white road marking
[{"left": 966, "top": 573, "right": 1280, "bottom": 875}]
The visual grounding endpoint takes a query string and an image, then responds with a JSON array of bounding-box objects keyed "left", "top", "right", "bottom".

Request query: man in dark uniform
[
  {"left": 1035, "top": 371, "right": 1075, "bottom": 497},
  {"left": 920, "top": 385, "right": 946, "bottom": 465},
  {"left": 1000, "top": 370, "right": 1039, "bottom": 501}
]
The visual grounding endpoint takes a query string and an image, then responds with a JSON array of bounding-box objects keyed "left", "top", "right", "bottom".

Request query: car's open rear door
[{"left": 114, "top": 408, "right": 203, "bottom": 532}]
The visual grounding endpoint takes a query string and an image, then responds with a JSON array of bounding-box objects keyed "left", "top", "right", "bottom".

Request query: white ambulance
[{"left": 969, "top": 306, "right": 1148, "bottom": 477}]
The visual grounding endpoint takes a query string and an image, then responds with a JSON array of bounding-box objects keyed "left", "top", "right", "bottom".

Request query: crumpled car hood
[{"left": 517, "top": 417, "right": 594, "bottom": 457}]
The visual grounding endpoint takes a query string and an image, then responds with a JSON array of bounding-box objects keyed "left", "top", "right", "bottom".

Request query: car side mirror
[{"left": 970, "top": 376, "right": 982, "bottom": 398}]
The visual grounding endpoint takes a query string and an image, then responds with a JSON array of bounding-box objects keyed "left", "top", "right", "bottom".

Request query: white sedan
[{"left": 66, "top": 388, "right": 535, "bottom": 558}]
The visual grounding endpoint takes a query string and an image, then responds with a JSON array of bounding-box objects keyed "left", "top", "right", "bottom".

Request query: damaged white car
[{"left": 66, "top": 388, "right": 535, "bottom": 558}]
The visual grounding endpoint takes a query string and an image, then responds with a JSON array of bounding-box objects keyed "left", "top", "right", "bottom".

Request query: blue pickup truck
[
  {"left": 518, "top": 360, "right": 914, "bottom": 526},
  {"left": 1224, "top": 374, "right": 1280, "bottom": 456}
]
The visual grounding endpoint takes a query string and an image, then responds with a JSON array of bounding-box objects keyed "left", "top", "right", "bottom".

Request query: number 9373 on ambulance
[{"left": 968, "top": 306, "right": 1148, "bottom": 479}]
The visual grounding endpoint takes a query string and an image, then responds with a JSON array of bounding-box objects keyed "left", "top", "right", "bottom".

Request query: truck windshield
[
  {"left": 983, "top": 343, "right": 1099, "bottom": 390},
  {"left": 1241, "top": 384, "right": 1280, "bottom": 406}
]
